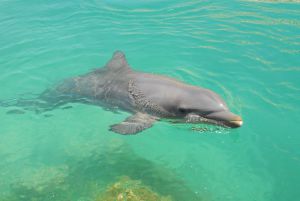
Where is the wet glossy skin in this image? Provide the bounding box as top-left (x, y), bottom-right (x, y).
top-left (43, 51), bottom-right (242, 128)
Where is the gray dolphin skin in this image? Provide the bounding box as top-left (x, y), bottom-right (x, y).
top-left (40, 51), bottom-right (243, 134)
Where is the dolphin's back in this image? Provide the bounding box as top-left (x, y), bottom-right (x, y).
top-left (42, 67), bottom-right (134, 110)
top-left (41, 51), bottom-right (136, 111)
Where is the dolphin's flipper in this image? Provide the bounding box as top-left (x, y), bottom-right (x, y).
top-left (110, 112), bottom-right (158, 135)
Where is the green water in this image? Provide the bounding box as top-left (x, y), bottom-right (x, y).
top-left (0, 0), bottom-right (300, 201)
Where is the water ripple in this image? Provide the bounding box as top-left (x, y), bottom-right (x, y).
top-left (1, 1), bottom-right (300, 200)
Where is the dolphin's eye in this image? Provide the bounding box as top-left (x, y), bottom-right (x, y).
top-left (178, 107), bottom-right (188, 114)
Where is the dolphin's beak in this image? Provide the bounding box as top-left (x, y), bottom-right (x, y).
top-left (205, 111), bottom-right (243, 128)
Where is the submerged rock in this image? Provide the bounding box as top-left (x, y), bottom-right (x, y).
top-left (8, 165), bottom-right (69, 201)
top-left (96, 176), bottom-right (172, 201)
top-left (4, 140), bottom-right (204, 201)
top-left (13, 165), bottom-right (68, 192)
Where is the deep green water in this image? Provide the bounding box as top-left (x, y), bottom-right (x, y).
top-left (0, 0), bottom-right (300, 201)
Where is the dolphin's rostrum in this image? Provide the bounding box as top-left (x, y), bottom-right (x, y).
top-left (21, 51), bottom-right (244, 134)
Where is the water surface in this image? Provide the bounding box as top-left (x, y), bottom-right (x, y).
top-left (0, 0), bottom-right (300, 201)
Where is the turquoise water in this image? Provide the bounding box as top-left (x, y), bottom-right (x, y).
top-left (0, 0), bottom-right (300, 200)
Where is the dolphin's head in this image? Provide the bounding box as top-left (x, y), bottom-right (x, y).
top-left (172, 86), bottom-right (243, 128)
top-left (134, 74), bottom-right (242, 128)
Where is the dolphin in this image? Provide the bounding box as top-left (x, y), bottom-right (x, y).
top-left (4, 51), bottom-right (243, 134)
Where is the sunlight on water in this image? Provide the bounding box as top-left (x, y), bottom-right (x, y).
top-left (0, 0), bottom-right (300, 201)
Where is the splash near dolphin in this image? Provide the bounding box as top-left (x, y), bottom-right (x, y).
top-left (2, 51), bottom-right (243, 134)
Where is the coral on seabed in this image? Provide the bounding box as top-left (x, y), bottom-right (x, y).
top-left (8, 165), bottom-right (69, 201)
top-left (96, 176), bottom-right (172, 201)
top-left (4, 141), bottom-right (202, 201)
top-left (15, 165), bottom-right (68, 192)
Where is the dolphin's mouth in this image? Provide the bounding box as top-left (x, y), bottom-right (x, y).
top-left (204, 110), bottom-right (243, 128)
top-left (185, 111), bottom-right (243, 128)
top-left (227, 119), bottom-right (243, 127)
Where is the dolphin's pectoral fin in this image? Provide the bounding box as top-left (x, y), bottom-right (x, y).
top-left (110, 113), bottom-right (158, 135)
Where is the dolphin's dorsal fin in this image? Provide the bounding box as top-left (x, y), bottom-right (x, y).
top-left (105, 51), bottom-right (131, 71)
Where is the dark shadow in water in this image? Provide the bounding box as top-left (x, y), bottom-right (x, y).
top-left (6, 109), bottom-right (26, 115)
top-left (4, 142), bottom-right (207, 201)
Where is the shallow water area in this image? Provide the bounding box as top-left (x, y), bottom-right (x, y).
top-left (0, 0), bottom-right (300, 201)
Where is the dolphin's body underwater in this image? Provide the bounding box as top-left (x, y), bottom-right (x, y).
top-left (8, 51), bottom-right (243, 134)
